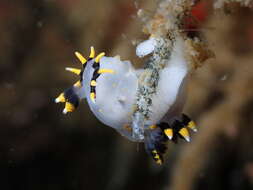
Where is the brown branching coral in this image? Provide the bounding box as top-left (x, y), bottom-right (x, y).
top-left (214, 0), bottom-right (253, 8)
top-left (141, 0), bottom-right (213, 69)
top-left (169, 3), bottom-right (253, 190)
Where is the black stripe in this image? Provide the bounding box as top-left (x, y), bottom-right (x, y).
top-left (92, 62), bottom-right (99, 69)
top-left (90, 86), bottom-right (96, 93)
top-left (63, 87), bottom-right (79, 107)
top-left (181, 114), bottom-right (191, 126)
top-left (79, 70), bottom-right (84, 82)
top-left (92, 69), bottom-right (100, 80)
top-left (89, 61), bottom-right (101, 99)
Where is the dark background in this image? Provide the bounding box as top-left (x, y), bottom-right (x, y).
top-left (0, 0), bottom-right (253, 189)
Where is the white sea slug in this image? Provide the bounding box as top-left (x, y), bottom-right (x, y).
top-left (55, 37), bottom-right (198, 164)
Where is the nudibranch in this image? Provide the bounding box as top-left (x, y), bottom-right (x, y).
top-left (55, 36), bottom-right (198, 164)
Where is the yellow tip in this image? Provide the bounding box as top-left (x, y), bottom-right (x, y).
top-left (65, 67), bottom-right (81, 75)
top-left (90, 80), bottom-right (97, 86)
top-left (179, 128), bottom-right (190, 142)
top-left (149, 125), bottom-right (157, 129)
top-left (89, 46), bottom-right (95, 58)
top-left (90, 92), bottom-right (96, 103)
top-left (75, 51), bottom-right (87, 64)
top-left (188, 121), bottom-right (197, 132)
top-left (164, 128), bottom-right (173, 140)
top-left (156, 159), bottom-right (163, 165)
top-left (63, 102), bottom-right (75, 114)
top-left (152, 150), bottom-right (163, 165)
top-left (55, 93), bottom-right (65, 103)
top-left (73, 81), bottom-right (82, 87)
top-left (97, 69), bottom-right (115, 74)
top-left (95, 52), bottom-right (105, 63)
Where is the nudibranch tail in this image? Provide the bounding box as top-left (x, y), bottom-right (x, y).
top-left (144, 113), bottom-right (198, 163)
top-left (144, 126), bottom-right (167, 165)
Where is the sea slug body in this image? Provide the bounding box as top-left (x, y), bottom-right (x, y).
top-left (55, 37), bottom-right (197, 164)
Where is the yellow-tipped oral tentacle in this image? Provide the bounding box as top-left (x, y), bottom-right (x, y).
top-left (65, 67), bottom-right (81, 75)
top-left (63, 102), bottom-right (75, 114)
top-left (55, 93), bottom-right (66, 103)
top-left (89, 46), bottom-right (95, 58)
top-left (75, 51), bottom-right (87, 64)
top-left (95, 52), bottom-right (105, 63)
top-left (97, 69), bottom-right (115, 74)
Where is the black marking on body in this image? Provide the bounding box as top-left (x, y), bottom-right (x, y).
top-left (89, 60), bottom-right (101, 100)
top-left (64, 87), bottom-right (79, 108)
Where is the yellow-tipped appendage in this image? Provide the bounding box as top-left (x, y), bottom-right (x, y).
top-left (65, 67), bottom-right (81, 75)
top-left (188, 121), bottom-right (197, 132)
top-left (89, 46), bottom-right (95, 58)
top-left (149, 125), bottom-right (157, 129)
top-left (73, 81), bottom-right (82, 87)
top-left (179, 128), bottom-right (190, 142)
top-left (55, 93), bottom-right (66, 103)
top-left (90, 80), bottom-right (97, 86)
top-left (63, 102), bottom-right (75, 114)
top-left (90, 92), bottom-right (96, 103)
top-left (95, 52), bottom-right (105, 63)
top-left (75, 51), bottom-right (87, 64)
top-left (164, 128), bottom-right (173, 140)
top-left (152, 150), bottom-right (162, 165)
top-left (97, 69), bottom-right (115, 74)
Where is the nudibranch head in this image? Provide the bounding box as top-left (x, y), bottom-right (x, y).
top-left (55, 47), bottom-right (139, 141)
top-left (55, 39), bottom-right (198, 164)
